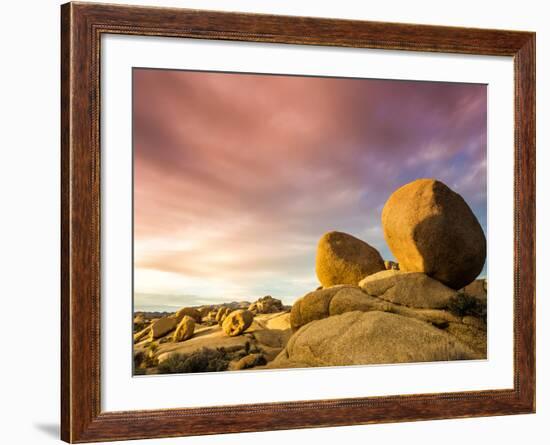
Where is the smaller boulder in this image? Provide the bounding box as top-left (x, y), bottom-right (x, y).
top-left (222, 309), bottom-right (254, 336)
top-left (329, 287), bottom-right (387, 315)
top-left (150, 317), bottom-right (177, 339)
top-left (384, 260), bottom-right (399, 270)
top-left (359, 270), bottom-right (456, 309)
top-left (198, 306), bottom-right (213, 318)
top-left (133, 325), bottom-right (151, 343)
top-left (172, 315), bottom-right (195, 342)
top-left (290, 285), bottom-right (381, 329)
top-left (218, 307), bottom-right (234, 326)
top-left (205, 310), bottom-right (218, 320)
top-left (315, 231), bottom-right (385, 287)
top-left (290, 286), bottom-right (350, 329)
top-left (215, 307), bottom-right (232, 325)
top-left (175, 307), bottom-right (202, 323)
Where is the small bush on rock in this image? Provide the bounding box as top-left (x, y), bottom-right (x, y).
top-left (447, 293), bottom-right (487, 322)
top-left (157, 348), bottom-right (228, 374)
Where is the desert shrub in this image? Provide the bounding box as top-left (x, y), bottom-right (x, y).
top-left (133, 350), bottom-right (158, 370)
top-left (134, 342), bottom-right (158, 369)
top-left (157, 348), bottom-right (235, 374)
top-left (133, 321), bottom-right (148, 333)
top-left (447, 293), bottom-right (487, 322)
top-left (133, 351), bottom-right (145, 369)
top-left (145, 354), bottom-right (159, 368)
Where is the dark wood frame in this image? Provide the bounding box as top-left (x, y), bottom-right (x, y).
top-left (61, 2), bottom-right (536, 443)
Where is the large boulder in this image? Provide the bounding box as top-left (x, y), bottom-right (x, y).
top-left (359, 270), bottom-right (457, 309)
top-left (175, 307), bottom-right (202, 323)
top-left (381, 179), bottom-right (486, 289)
top-left (172, 315), bottom-right (195, 342)
top-left (315, 231), bottom-right (385, 287)
top-left (222, 309), bottom-right (254, 336)
top-left (269, 311), bottom-right (480, 369)
top-left (150, 317), bottom-right (178, 339)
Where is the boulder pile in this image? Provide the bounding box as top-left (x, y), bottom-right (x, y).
top-left (133, 296), bottom-right (291, 374)
top-left (249, 296), bottom-right (284, 314)
top-left (269, 178), bottom-right (487, 369)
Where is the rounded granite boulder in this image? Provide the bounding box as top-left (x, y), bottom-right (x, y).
top-left (222, 309), bottom-right (254, 336)
top-left (172, 315), bottom-right (195, 342)
top-left (315, 231), bottom-right (385, 287)
top-left (381, 179), bottom-right (486, 289)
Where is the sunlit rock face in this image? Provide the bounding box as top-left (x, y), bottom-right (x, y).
top-left (315, 231), bottom-right (385, 287)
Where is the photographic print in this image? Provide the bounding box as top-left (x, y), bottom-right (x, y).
top-left (132, 68), bottom-right (487, 376)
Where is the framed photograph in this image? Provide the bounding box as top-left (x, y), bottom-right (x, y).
top-left (61, 2), bottom-right (535, 442)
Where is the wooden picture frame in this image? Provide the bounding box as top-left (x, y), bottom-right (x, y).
top-left (61, 2), bottom-right (535, 442)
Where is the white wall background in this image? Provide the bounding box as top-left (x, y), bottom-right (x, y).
top-left (0, 0), bottom-right (546, 444)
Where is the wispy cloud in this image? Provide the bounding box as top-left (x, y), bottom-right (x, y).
top-left (133, 70), bottom-right (487, 308)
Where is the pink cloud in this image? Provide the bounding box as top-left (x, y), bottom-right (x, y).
top-left (133, 69), bottom-right (487, 303)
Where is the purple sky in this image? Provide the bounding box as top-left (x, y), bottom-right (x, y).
top-left (133, 68), bottom-right (487, 312)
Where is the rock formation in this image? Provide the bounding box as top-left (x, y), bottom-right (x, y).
top-left (269, 311), bottom-right (480, 369)
top-left (249, 296), bottom-right (284, 314)
top-left (133, 178), bottom-right (487, 374)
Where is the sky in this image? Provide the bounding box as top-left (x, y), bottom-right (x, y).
top-left (133, 68), bottom-right (487, 312)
